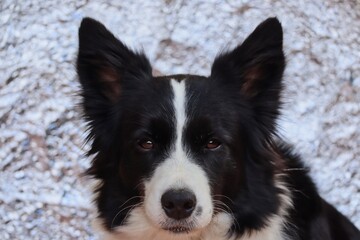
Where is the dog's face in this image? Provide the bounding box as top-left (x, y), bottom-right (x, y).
top-left (78, 18), bottom-right (285, 238)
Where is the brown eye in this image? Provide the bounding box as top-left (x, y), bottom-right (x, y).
top-left (206, 139), bottom-right (221, 150)
top-left (138, 139), bottom-right (154, 150)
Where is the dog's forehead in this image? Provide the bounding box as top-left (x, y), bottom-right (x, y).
top-left (151, 74), bottom-right (232, 123)
top-left (153, 74), bottom-right (209, 105)
top-left (159, 74), bottom-right (212, 111)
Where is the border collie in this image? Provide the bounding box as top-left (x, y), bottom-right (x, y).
top-left (77, 17), bottom-right (360, 240)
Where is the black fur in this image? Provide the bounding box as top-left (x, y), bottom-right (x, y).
top-left (77, 17), bottom-right (360, 239)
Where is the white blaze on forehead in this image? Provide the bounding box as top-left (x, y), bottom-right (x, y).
top-left (170, 79), bottom-right (187, 155)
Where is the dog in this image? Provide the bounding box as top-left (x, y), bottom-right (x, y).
top-left (77, 17), bottom-right (360, 240)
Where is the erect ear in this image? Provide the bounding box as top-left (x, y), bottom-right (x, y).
top-left (211, 17), bottom-right (285, 99)
top-left (77, 18), bottom-right (152, 148)
top-left (77, 17), bottom-right (152, 104)
top-left (211, 18), bottom-right (285, 133)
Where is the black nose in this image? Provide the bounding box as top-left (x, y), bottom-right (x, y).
top-left (161, 189), bottom-right (196, 220)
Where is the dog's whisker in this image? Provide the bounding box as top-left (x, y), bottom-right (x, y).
top-left (283, 168), bottom-right (307, 172)
top-left (213, 200), bottom-right (232, 212)
top-left (116, 195), bottom-right (143, 210)
top-left (213, 194), bottom-right (236, 205)
top-left (111, 202), bottom-right (143, 229)
top-left (212, 199), bottom-right (241, 231)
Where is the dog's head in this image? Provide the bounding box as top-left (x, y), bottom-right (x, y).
top-left (77, 17), bottom-right (285, 238)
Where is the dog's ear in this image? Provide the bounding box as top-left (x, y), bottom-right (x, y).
top-left (77, 17), bottom-right (152, 104)
top-left (77, 18), bottom-right (152, 148)
top-left (211, 17), bottom-right (285, 131)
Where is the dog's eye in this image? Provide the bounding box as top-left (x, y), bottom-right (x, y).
top-left (205, 139), bottom-right (221, 150)
top-left (138, 139), bottom-right (154, 150)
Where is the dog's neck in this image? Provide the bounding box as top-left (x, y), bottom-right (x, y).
top-left (94, 209), bottom-right (286, 240)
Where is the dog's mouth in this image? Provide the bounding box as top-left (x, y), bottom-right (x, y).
top-left (164, 226), bottom-right (191, 234)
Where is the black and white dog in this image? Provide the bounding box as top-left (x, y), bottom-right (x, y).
top-left (77, 17), bottom-right (360, 240)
